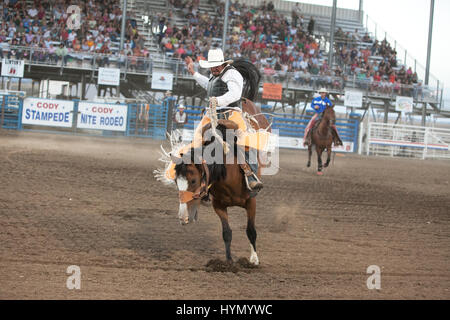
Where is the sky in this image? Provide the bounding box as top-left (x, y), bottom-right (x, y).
top-left (291, 0), bottom-right (450, 106)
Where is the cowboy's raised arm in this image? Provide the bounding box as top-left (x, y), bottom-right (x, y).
top-left (216, 69), bottom-right (244, 107)
top-left (185, 56), bottom-right (209, 89)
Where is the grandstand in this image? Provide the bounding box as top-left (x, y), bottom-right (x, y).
top-left (0, 0), bottom-right (448, 124)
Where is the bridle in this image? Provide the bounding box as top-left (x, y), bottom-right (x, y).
top-left (178, 160), bottom-right (211, 204)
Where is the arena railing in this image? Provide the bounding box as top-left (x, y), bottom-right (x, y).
top-left (2, 46), bottom-right (441, 106)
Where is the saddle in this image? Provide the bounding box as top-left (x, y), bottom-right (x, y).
top-left (311, 117), bottom-right (322, 132)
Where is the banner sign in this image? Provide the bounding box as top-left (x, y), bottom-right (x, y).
top-left (278, 136), bottom-right (354, 152)
top-left (344, 90), bottom-right (363, 108)
top-left (278, 136), bottom-right (304, 149)
top-left (395, 96), bottom-right (413, 113)
top-left (1, 59), bottom-right (24, 78)
top-left (98, 67), bottom-right (120, 86)
top-left (262, 83), bottom-right (283, 100)
top-left (77, 102), bottom-right (128, 132)
top-left (151, 72), bottom-right (174, 90)
top-left (22, 98), bottom-right (74, 127)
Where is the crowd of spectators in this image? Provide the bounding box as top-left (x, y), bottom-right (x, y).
top-left (334, 27), bottom-right (421, 97)
top-left (159, 0), bottom-right (343, 88)
top-left (0, 0), bottom-right (430, 99)
top-left (0, 0), bottom-right (149, 69)
top-left (158, 0), bottom-right (426, 98)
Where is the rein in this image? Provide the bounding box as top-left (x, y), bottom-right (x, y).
top-left (317, 111), bottom-right (334, 137)
top-left (178, 160), bottom-right (212, 204)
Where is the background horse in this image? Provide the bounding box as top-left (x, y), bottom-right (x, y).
top-left (307, 106), bottom-right (336, 175)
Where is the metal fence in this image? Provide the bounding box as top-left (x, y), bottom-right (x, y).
top-left (0, 94), bottom-right (170, 140)
top-left (366, 122), bottom-right (450, 159)
top-left (181, 105), bottom-right (360, 152)
top-left (0, 92), bottom-right (23, 130)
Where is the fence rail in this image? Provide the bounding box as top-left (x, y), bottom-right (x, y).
top-left (366, 122), bottom-right (450, 159)
top-left (0, 46), bottom-right (443, 106)
top-left (0, 94), bottom-right (170, 140)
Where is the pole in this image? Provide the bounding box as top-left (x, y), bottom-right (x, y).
top-left (328, 0), bottom-right (337, 68)
top-left (425, 0), bottom-right (434, 86)
top-left (422, 103), bottom-right (426, 126)
top-left (1, 92), bottom-right (5, 129)
top-left (359, 0), bottom-right (363, 24)
top-left (120, 0), bottom-right (128, 51)
top-left (222, 0), bottom-right (230, 51)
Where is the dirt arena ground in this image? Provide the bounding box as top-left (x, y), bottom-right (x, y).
top-left (0, 130), bottom-right (449, 300)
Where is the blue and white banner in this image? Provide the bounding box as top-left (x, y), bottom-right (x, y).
top-left (77, 102), bottom-right (128, 132)
top-left (22, 98), bottom-right (74, 127)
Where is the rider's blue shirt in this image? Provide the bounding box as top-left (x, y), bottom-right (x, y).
top-left (311, 96), bottom-right (332, 114)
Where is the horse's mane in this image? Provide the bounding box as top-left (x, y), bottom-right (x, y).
top-left (174, 124), bottom-right (235, 184)
top-left (324, 105), bottom-right (336, 119)
top-left (175, 147), bottom-right (227, 184)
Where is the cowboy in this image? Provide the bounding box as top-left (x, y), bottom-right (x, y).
top-left (172, 104), bottom-right (188, 142)
top-left (303, 88), bottom-right (343, 146)
top-left (184, 48), bottom-right (263, 191)
top-left (173, 104), bottom-right (188, 130)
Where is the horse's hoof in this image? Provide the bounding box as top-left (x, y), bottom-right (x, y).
top-left (307, 163), bottom-right (311, 168)
top-left (250, 254), bottom-right (259, 266)
top-left (317, 171), bottom-right (323, 176)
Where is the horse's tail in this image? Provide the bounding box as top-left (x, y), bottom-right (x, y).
top-left (231, 59), bottom-right (261, 101)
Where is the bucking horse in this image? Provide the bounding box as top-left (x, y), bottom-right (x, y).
top-left (155, 60), bottom-right (274, 266)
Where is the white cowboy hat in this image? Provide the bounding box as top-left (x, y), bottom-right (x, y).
top-left (199, 48), bottom-right (233, 68)
top-left (318, 88), bottom-right (328, 94)
top-left (178, 104), bottom-right (185, 109)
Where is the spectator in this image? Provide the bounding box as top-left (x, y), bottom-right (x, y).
top-left (307, 16), bottom-right (315, 35)
top-left (292, 3), bottom-right (302, 27)
top-left (55, 43), bottom-right (68, 65)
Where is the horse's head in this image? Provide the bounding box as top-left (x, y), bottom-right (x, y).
top-left (171, 151), bottom-right (206, 225)
top-left (324, 105), bottom-right (336, 126)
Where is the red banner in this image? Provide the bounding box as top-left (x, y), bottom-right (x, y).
top-left (262, 83), bottom-right (282, 100)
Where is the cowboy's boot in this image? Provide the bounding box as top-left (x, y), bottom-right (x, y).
top-left (303, 130), bottom-right (312, 147)
top-left (239, 148), bottom-right (263, 191)
top-left (332, 126), bottom-right (343, 146)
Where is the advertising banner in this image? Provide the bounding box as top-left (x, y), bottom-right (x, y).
top-left (395, 96), bottom-right (414, 113)
top-left (344, 90), bottom-right (363, 108)
top-left (151, 72), bottom-right (174, 91)
top-left (98, 67), bottom-right (121, 86)
top-left (262, 83), bottom-right (283, 100)
top-left (1, 59), bottom-right (24, 78)
top-left (77, 102), bottom-right (128, 132)
top-left (22, 98), bottom-right (74, 127)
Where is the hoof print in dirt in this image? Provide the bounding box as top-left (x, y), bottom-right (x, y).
top-left (205, 258), bottom-right (258, 273)
top-left (235, 257), bottom-right (259, 270)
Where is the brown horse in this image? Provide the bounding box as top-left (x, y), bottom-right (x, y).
top-left (169, 98), bottom-right (270, 265)
top-left (307, 106), bottom-right (336, 175)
